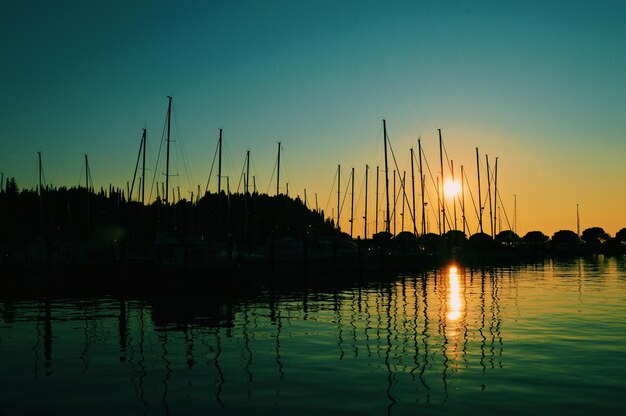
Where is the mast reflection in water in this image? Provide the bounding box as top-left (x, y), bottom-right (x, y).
top-left (1, 257), bottom-right (626, 414)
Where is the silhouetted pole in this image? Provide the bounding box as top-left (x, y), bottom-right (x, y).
top-left (350, 167), bottom-right (354, 237)
top-left (486, 155), bottom-right (493, 238)
top-left (375, 165), bottom-right (379, 234)
top-left (304, 188), bottom-right (307, 208)
top-left (177, 186), bottom-right (181, 202)
top-left (494, 157), bottom-right (498, 236)
top-left (514, 194), bottom-right (517, 234)
top-left (215, 129), bottom-right (223, 238)
top-left (436, 177), bottom-right (441, 235)
top-left (142, 128), bottom-right (146, 204)
top-left (410, 148), bottom-right (417, 235)
top-left (364, 164), bottom-right (369, 239)
top-left (401, 171), bottom-right (406, 232)
top-left (315, 192), bottom-right (318, 212)
top-left (476, 147), bottom-right (483, 234)
top-left (165, 96), bottom-right (172, 205)
top-left (393, 169), bottom-right (398, 235)
top-left (452, 160), bottom-right (457, 230)
top-left (418, 139), bottom-right (425, 235)
top-left (461, 165), bottom-right (466, 235)
top-left (245, 149), bottom-right (250, 194)
top-left (577, 204), bottom-right (580, 237)
top-left (383, 119), bottom-right (390, 234)
top-left (276, 142), bottom-right (281, 196)
top-left (438, 128), bottom-right (446, 235)
top-left (253, 176), bottom-right (256, 193)
top-left (337, 164), bottom-right (341, 229)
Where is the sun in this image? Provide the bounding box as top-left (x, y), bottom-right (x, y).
top-left (443, 179), bottom-right (461, 198)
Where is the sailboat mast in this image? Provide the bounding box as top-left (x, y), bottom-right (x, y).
top-left (393, 170), bottom-right (396, 235)
top-left (375, 166), bottom-right (379, 234)
top-left (576, 203), bottom-right (580, 236)
top-left (494, 157), bottom-right (499, 235)
top-left (165, 96), bottom-right (172, 204)
top-left (410, 147), bottom-right (416, 235)
top-left (401, 171), bottom-right (406, 232)
top-left (514, 194), bottom-right (517, 234)
top-left (218, 128), bottom-right (223, 194)
top-left (438, 128), bottom-right (446, 235)
top-left (245, 149), bottom-right (250, 194)
top-left (337, 164), bottom-right (341, 229)
top-left (350, 167), bottom-right (354, 237)
top-left (383, 119), bottom-right (390, 234)
top-left (141, 128), bottom-right (146, 204)
top-left (364, 164), bottom-right (369, 239)
top-left (486, 155), bottom-right (493, 237)
top-left (418, 139), bottom-right (425, 235)
top-left (436, 177), bottom-right (441, 235)
top-left (85, 154), bottom-right (89, 190)
top-left (476, 147), bottom-right (483, 234)
top-left (276, 142), bottom-right (281, 196)
top-left (461, 165), bottom-right (466, 235)
top-left (452, 160), bottom-right (457, 230)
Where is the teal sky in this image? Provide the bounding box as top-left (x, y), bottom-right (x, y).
top-left (1, 0), bottom-right (625, 235)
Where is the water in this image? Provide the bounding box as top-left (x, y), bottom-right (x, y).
top-left (1, 256), bottom-right (626, 415)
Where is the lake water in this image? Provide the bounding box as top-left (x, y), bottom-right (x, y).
top-left (1, 256), bottom-right (625, 415)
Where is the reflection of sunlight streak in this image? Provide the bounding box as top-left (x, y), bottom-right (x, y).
top-left (447, 266), bottom-right (462, 322)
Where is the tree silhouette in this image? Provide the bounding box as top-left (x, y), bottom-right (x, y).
top-left (522, 231), bottom-right (549, 245)
top-left (495, 230), bottom-right (520, 245)
top-left (581, 227), bottom-right (610, 244)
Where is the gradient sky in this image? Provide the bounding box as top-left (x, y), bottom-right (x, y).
top-left (1, 0), bottom-right (625, 237)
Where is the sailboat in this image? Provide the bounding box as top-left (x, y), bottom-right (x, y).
top-left (127, 98), bottom-right (246, 280)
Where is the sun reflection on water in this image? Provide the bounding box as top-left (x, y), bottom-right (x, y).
top-left (447, 265), bottom-right (463, 322)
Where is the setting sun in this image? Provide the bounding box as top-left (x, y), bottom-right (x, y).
top-left (444, 180), bottom-right (461, 199)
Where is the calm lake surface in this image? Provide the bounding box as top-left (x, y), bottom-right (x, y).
top-left (2, 256), bottom-right (626, 415)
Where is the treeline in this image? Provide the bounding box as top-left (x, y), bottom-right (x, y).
top-left (0, 178), bottom-right (335, 247)
top-left (372, 227), bottom-right (626, 261)
top-left (1, 178), bottom-right (624, 258)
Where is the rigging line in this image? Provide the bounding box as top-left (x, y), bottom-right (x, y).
top-left (88, 160), bottom-right (94, 190)
top-left (324, 168), bottom-right (338, 215)
top-left (354, 167), bottom-right (367, 223)
top-left (339, 168), bottom-right (353, 220)
top-left (281, 144), bottom-right (297, 196)
top-left (442, 140), bottom-right (453, 175)
top-left (422, 182), bottom-right (438, 233)
top-left (172, 105), bottom-right (194, 193)
top-left (462, 169), bottom-right (480, 233)
top-left (420, 144), bottom-right (437, 196)
top-left (148, 104), bottom-right (168, 202)
top-left (236, 153), bottom-right (247, 194)
top-left (266, 153), bottom-right (278, 195)
top-left (204, 136), bottom-right (220, 194)
top-left (386, 134), bottom-right (415, 225)
top-left (496, 189), bottom-right (513, 231)
top-left (78, 162), bottom-right (85, 188)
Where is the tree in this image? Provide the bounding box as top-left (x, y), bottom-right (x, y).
top-left (522, 231), bottom-right (549, 245)
top-left (615, 228), bottom-right (626, 243)
top-left (495, 230), bottom-right (520, 245)
top-left (5, 177), bottom-right (18, 194)
top-left (551, 230), bottom-right (580, 251)
top-left (468, 232), bottom-right (493, 251)
top-left (581, 227), bottom-right (610, 244)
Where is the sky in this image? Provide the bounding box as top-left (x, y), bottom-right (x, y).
top-left (1, 0), bottom-right (625, 237)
